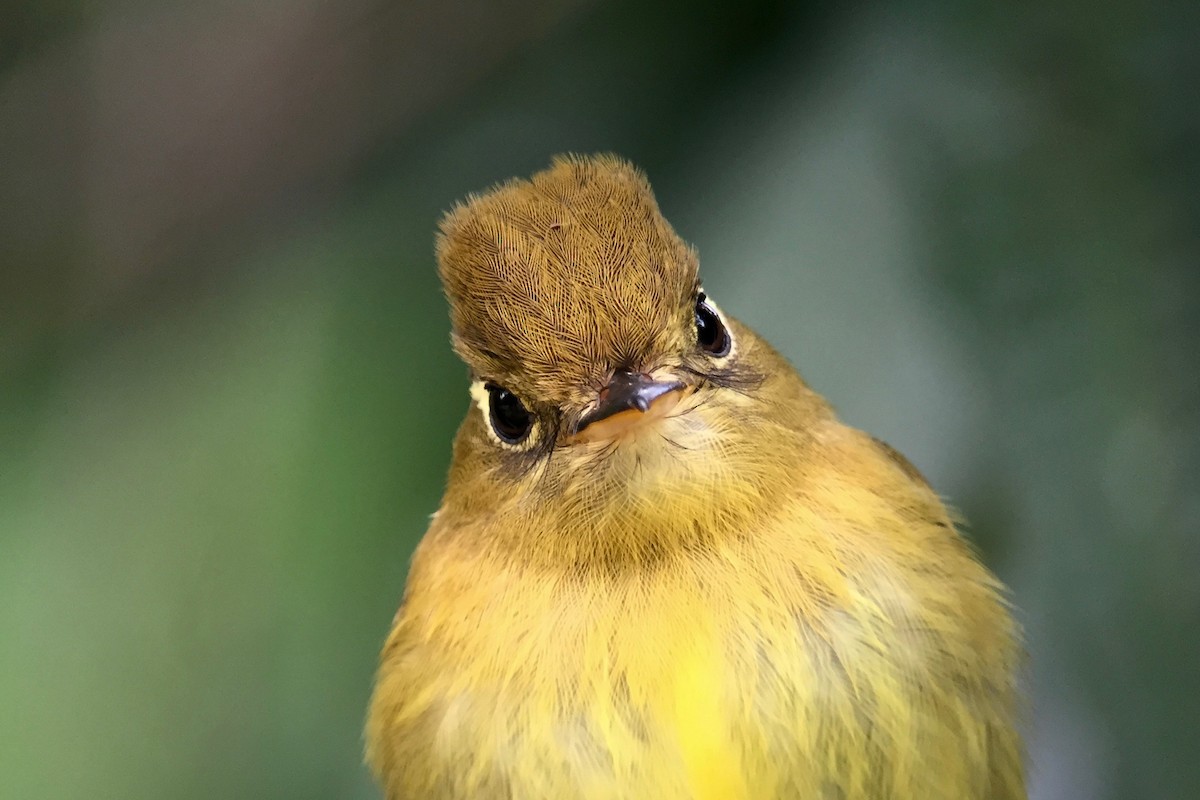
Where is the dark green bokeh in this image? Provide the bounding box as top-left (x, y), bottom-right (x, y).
top-left (1, 2), bottom-right (1196, 798)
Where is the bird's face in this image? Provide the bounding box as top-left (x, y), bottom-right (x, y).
top-left (437, 156), bottom-right (798, 528)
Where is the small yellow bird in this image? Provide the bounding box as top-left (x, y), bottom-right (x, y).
top-left (366, 154), bottom-right (1024, 799)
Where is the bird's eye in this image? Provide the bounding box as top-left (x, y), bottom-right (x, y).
top-left (695, 292), bottom-right (731, 357)
top-left (485, 383), bottom-right (534, 444)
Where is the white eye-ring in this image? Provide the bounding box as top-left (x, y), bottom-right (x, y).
top-left (469, 380), bottom-right (539, 449)
top-left (695, 288), bottom-right (735, 358)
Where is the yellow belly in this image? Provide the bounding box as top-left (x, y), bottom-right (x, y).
top-left (367, 493), bottom-right (1023, 800)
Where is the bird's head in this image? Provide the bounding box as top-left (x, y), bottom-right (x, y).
top-left (435, 155), bottom-right (824, 548)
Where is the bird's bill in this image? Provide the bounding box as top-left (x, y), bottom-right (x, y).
top-left (571, 369), bottom-right (689, 444)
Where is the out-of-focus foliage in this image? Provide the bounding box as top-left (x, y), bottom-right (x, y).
top-left (1, 1), bottom-right (1196, 798)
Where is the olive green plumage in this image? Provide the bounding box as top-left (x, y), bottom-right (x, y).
top-left (366, 154), bottom-right (1025, 799)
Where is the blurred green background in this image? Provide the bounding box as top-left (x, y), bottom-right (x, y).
top-left (1, 1), bottom-right (1197, 798)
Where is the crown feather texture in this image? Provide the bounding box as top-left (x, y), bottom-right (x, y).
top-left (437, 154), bottom-right (699, 403)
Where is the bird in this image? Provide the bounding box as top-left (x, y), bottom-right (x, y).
top-left (365, 154), bottom-right (1025, 800)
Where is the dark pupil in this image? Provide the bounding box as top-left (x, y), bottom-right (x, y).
top-left (695, 294), bottom-right (730, 356)
top-left (487, 385), bottom-right (533, 444)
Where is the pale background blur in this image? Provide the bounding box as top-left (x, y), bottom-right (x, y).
top-left (1, 2), bottom-right (1197, 798)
